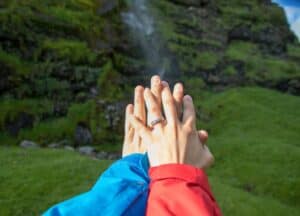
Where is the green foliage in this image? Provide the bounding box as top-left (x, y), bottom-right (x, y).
top-left (224, 65), bottom-right (238, 76)
top-left (194, 52), bottom-right (220, 70)
top-left (0, 49), bottom-right (31, 76)
top-left (183, 77), bottom-right (206, 97)
top-left (0, 99), bottom-right (53, 130)
top-left (225, 41), bottom-right (258, 61)
top-left (226, 41), bottom-right (300, 82)
top-left (1, 88), bottom-right (300, 215)
top-left (97, 61), bottom-right (124, 101)
top-left (0, 147), bottom-right (112, 215)
top-left (40, 39), bottom-right (97, 64)
top-left (287, 44), bottom-right (300, 59)
top-left (219, 1), bottom-right (287, 27)
top-left (245, 57), bottom-right (300, 82)
top-left (17, 101), bottom-right (96, 146)
top-left (18, 118), bottom-right (73, 146)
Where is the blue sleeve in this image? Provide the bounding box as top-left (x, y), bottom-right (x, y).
top-left (43, 154), bottom-right (150, 216)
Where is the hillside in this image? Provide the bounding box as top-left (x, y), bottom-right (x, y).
top-left (0, 87), bottom-right (299, 215)
top-left (0, 0), bottom-right (300, 147)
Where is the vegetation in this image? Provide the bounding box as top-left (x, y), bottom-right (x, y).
top-left (0, 0), bottom-right (299, 214)
top-left (0, 147), bottom-right (113, 215)
top-left (1, 87), bottom-right (299, 215)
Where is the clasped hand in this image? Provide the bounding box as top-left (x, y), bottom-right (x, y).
top-left (123, 75), bottom-right (214, 169)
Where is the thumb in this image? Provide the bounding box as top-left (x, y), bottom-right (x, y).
top-left (198, 130), bottom-right (208, 145)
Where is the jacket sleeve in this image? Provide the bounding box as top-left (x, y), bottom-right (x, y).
top-left (146, 164), bottom-right (222, 216)
top-left (43, 154), bottom-right (150, 216)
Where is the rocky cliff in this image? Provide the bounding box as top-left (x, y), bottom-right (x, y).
top-left (0, 0), bottom-right (299, 149)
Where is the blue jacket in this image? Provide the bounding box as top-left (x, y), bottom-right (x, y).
top-left (43, 154), bottom-right (149, 216)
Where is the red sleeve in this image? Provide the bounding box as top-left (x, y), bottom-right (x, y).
top-left (146, 164), bottom-right (222, 216)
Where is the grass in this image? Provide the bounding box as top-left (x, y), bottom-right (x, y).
top-left (0, 147), bottom-right (113, 215)
top-left (194, 87), bottom-right (300, 210)
top-left (1, 87), bottom-right (299, 215)
top-left (225, 41), bottom-right (300, 82)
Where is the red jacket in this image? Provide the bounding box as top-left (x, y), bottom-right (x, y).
top-left (146, 164), bottom-right (222, 216)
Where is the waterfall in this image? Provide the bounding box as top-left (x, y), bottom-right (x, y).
top-left (122, 0), bottom-right (168, 78)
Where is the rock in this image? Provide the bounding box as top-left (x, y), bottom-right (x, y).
top-left (104, 102), bottom-right (125, 130)
top-left (170, 0), bottom-right (209, 7)
top-left (59, 139), bottom-right (72, 146)
top-left (64, 146), bottom-right (75, 151)
top-left (78, 146), bottom-right (96, 156)
top-left (48, 143), bottom-right (61, 148)
top-left (20, 140), bottom-right (39, 148)
top-left (5, 112), bottom-right (34, 136)
top-left (90, 87), bottom-right (99, 97)
top-left (228, 25), bottom-right (252, 42)
top-left (74, 123), bottom-right (93, 146)
top-left (53, 101), bottom-right (69, 117)
top-left (96, 151), bottom-right (109, 160)
top-left (207, 74), bottom-right (221, 84)
top-left (97, 0), bottom-right (118, 15)
top-left (107, 152), bottom-right (121, 160)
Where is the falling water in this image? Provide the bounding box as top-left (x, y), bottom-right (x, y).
top-left (122, 0), bottom-right (168, 78)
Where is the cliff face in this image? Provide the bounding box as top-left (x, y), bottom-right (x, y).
top-left (0, 0), bottom-right (299, 147)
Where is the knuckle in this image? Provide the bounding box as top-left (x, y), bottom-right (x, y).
top-left (184, 125), bottom-right (194, 134)
top-left (150, 106), bottom-right (159, 113)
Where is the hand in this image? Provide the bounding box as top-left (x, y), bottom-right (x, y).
top-left (129, 82), bottom-right (214, 169)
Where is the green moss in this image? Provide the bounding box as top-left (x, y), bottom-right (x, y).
top-left (183, 77), bottom-right (206, 98)
top-left (245, 57), bottom-right (300, 82)
top-left (97, 61), bottom-right (124, 101)
top-left (0, 48), bottom-right (31, 76)
top-left (226, 41), bottom-right (258, 61)
top-left (40, 39), bottom-right (97, 64)
top-left (18, 117), bottom-right (73, 146)
top-left (194, 52), bottom-right (220, 70)
top-left (287, 44), bottom-right (300, 59)
top-left (0, 99), bottom-right (53, 130)
top-left (224, 65), bottom-right (238, 76)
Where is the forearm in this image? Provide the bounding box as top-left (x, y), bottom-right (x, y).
top-left (146, 164), bottom-right (222, 216)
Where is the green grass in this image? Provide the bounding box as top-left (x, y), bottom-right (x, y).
top-left (225, 41), bottom-right (300, 82)
top-left (0, 147), bottom-right (113, 215)
top-left (194, 87), bottom-right (300, 211)
top-left (1, 87), bottom-right (299, 215)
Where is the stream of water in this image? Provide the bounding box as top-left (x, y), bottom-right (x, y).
top-left (121, 0), bottom-right (168, 78)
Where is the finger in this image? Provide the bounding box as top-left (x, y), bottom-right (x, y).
top-left (128, 128), bottom-right (134, 141)
top-left (125, 104), bottom-right (134, 135)
top-left (198, 130), bottom-right (208, 145)
top-left (182, 95), bottom-right (196, 127)
top-left (144, 88), bottom-right (164, 127)
top-left (150, 75), bottom-right (162, 126)
top-left (134, 85), bottom-right (146, 124)
top-left (173, 83), bottom-right (184, 120)
top-left (162, 83), bottom-right (178, 126)
top-left (129, 114), bottom-right (152, 141)
top-left (150, 75), bottom-right (162, 106)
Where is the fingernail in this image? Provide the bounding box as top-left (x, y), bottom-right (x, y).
top-left (161, 81), bottom-right (169, 87)
top-left (185, 95), bottom-right (192, 100)
top-left (175, 83), bottom-right (183, 91)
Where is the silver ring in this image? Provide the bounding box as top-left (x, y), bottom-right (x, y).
top-left (150, 117), bottom-right (164, 127)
